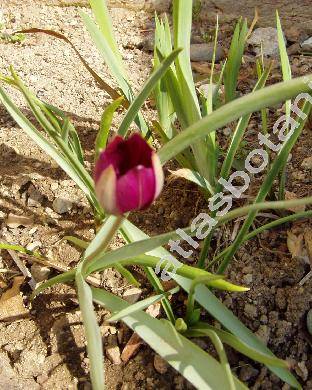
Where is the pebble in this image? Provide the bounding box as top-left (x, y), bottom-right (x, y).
top-left (30, 263), bottom-right (50, 282)
top-left (122, 287), bottom-right (142, 304)
top-left (239, 366), bottom-right (259, 381)
top-left (301, 156), bottom-right (312, 170)
top-left (242, 274), bottom-right (253, 285)
top-left (190, 43), bottom-right (224, 62)
top-left (26, 241), bottom-right (41, 251)
top-left (301, 37), bottom-right (312, 51)
top-left (52, 197), bottom-right (73, 214)
top-left (255, 325), bottom-right (270, 346)
top-left (106, 345), bottom-right (122, 365)
top-left (244, 303), bottom-right (257, 319)
top-left (248, 27), bottom-right (280, 57)
top-left (153, 354), bottom-right (168, 374)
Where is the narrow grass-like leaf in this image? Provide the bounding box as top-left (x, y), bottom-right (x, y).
top-left (0, 87), bottom-right (99, 208)
top-left (109, 286), bottom-right (179, 322)
top-left (158, 75), bottom-right (312, 164)
top-left (86, 196), bottom-right (312, 278)
top-left (175, 275), bottom-right (301, 389)
top-left (118, 48), bottom-right (183, 137)
top-left (76, 265), bottom-right (104, 390)
top-left (188, 323), bottom-right (288, 368)
top-left (219, 100), bottom-right (311, 273)
top-left (224, 19), bottom-right (248, 102)
top-left (95, 96), bottom-right (124, 159)
top-left (89, 0), bottom-right (123, 65)
top-left (120, 220), bottom-right (302, 389)
top-left (61, 236), bottom-right (90, 249)
top-left (92, 287), bottom-right (247, 390)
top-left (80, 11), bottom-right (148, 136)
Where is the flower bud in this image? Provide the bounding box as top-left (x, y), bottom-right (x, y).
top-left (94, 133), bottom-right (164, 215)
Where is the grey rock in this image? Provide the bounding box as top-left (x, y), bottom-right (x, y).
top-left (106, 345), bottom-right (122, 365)
top-left (154, 354), bottom-right (168, 374)
top-left (248, 27), bottom-right (280, 57)
top-left (123, 287), bottom-right (142, 304)
top-left (301, 156), bottom-right (312, 170)
top-left (190, 43), bottom-right (225, 62)
top-left (301, 36), bottom-right (312, 51)
top-left (255, 325), bottom-right (270, 346)
top-left (239, 366), bottom-right (259, 381)
top-left (243, 274), bottom-right (253, 285)
top-left (52, 197), bottom-right (73, 214)
top-left (244, 303), bottom-right (257, 319)
top-left (31, 263), bottom-right (50, 282)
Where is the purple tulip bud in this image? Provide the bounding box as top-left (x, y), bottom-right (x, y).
top-left (94, 133), bottom-right (164, 215)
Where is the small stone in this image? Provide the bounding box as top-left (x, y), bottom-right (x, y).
top-left (248, 27), bottom-right (280, 57)
top-left (52, 197), bottom-right (73, 214)
top-left (255, 325), bottom-right (270, 346)
top-left (239, 366), bottom-right (259, 381)
top-left (222, 127), bottom-right (231, 136)
top-left (50, 182), bottom-right (59, 191)
top-left (153, 354), bottom-right (168, 374)
top-left (30, 263), bottom-right (50, 282)
top-left (26, 241), bottom-right (41, 251)
top-left (122, 287), bottom-right (142, 304)
top-left (260, 314), bottom-right (268, 324)
top-left (307, 309), bottom-right (312, 335)
top-left (242, 274), bottom-right (253, 285)
top-left (301, 156), bottom-right (312, 170)
top-left (301, 37), bottom-right (312, 51)
top-left (295, 361), bottom-right (308, 381)
top-left (106, 345), bottom-right (121, 365)
top-left (190, 43), bottom-right (224, 62)
top-left (244, 303), bottom-right (257, 319)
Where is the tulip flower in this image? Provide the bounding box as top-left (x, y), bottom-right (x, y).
top-left (94, 133), bottom-right (164, 215)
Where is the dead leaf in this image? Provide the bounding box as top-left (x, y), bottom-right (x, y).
top-left (121, 332), bottom-right (142, 363)
top-left (120, 302), bottom-right (161, 363)
top-left (6, 213), bottom-right (34, 228)
top-left (285, 191), bottom-right (306, 213)
top-left (287, 231), bottom-right (304, 258)
top-left (0, 276), bottom-right (29, 321)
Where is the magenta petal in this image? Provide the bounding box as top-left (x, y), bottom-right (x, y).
top-left (94, 136), bottom-right (124, 182)
top-left (125, 133), bottom-right (153, 168)
top-left (116, 166), bottom-right (156, 213)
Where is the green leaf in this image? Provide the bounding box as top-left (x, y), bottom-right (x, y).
top-left (224, 19), bottom-right (248, 102)
top-left (89, 0), bottom-right (123, 65)
top-left (92, 287), bottom-right (247, 390)
top-left (187, 323), bottom-right (288, 368)
top-left (80, 10), bottom-right (149, 136)
top-left (76, 265), bottom-right (104, 390)
top-left (95, 96), bottom-right (124, 159)
top-left (175, 276), bottom-right (301, 389)
top-left (118, 48), bottom-right (183, 137)
top-left (0, 87), bottom-right (97, 206)
top-left (108, 286), bottom-right (179, 322)
top-left (158, 75), bottom-right (312, 164)
top-left (120, 220), bottom-right (302, 389)
top-left (60, 236), bottom-right (90, 249)
top-left (218, 100), bottom-right (312, 273)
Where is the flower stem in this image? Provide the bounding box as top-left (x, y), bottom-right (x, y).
top-left (84, 215), bottom-right (124, 268)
